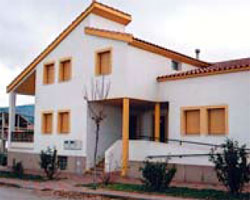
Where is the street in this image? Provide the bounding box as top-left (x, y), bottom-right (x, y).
top-left (0, 186), bottom-right (61, 200)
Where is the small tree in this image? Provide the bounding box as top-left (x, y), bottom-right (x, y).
top-left (84, 77), bottom-right (111, 188)
top-left (140, 160), bottom-right (176, 191)
top-left (209, 139), bottom-right (250, 195)
top-left (39, 147), bottom-right (59, 180)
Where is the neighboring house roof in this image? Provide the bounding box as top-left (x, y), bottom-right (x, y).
top-left (0, 105), bottom-right (34, 124)
top-left (7, 2), bottom-right (210, 93)
top-left (85, 27), bottom-right (210, 67)
top-left (157, 58), bottom-right (250, 82)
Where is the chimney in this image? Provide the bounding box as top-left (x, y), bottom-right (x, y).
top-left (195, 49), bottom-right (200, 60)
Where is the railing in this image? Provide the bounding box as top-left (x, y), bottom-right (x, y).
top-left (11, 131), bottom-right (34, 143)
top-left (133, 135), bottom-right (223, 148)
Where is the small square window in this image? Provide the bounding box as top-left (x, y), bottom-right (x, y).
top-left (58, 156), bottom-right (67, 170)
top-left (59, 59), bottom-right (72, 82)
top-left (43, 63), bottom-right (55, 84)
top-left (171, 60), bottom-right (181, 71)
top-left (96, 50), bottom-right (112, 76)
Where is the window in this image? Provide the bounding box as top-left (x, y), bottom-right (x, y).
top-left (58, 111), bottom-right (70, 134)
top-left (58, 156), bottom-right (67, 170)
top-left (183, 109), bottom-right (200, 135)
top-left (208, 108), bottom-right (226, 135)
top-left (171, 60), bottom-right (181, 71)
top-left (59, 59), bottom-right (72, 82)
top-left (43, 63), bottom-right (55, 84)
top-left (42, 112), bottom-right (53, 134)
top-left (181, 105), bottom-right (228, 136)
top-left (95, 49), bottom-right (112, 75)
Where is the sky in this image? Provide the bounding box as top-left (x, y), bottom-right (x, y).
top-left (1, 0), bottom-right (250, 106)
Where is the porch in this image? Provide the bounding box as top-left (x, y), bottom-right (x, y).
top-left (7, 70), bottom-right (35, 150)
top-left (87, 98), bottom-right (169, 176)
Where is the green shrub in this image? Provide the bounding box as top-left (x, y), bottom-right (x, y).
top-left (209, 139), bottom-right (250, 195)
top-left (0, 153), bottom-right (7, 166)
top-left (140, 160), bottom-right (176, 191)
top-left (12, 159), bottom-right (24, 178)
top-left (39, 147), bottom-right (59, 180)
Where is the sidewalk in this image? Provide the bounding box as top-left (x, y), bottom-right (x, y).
top-left (0, 170), bottom-right (228, 200)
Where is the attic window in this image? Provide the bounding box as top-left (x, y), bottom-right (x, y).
top-left (171, 60), bottom-right (181, 71)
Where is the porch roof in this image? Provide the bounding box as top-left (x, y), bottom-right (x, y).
top-left (89, 97), bottom-right (168, 109)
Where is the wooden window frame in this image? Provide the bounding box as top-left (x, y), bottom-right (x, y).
top-left (59, 57), bottom-right (72, 82)
top-left (57, 110), bottom-right (71, 134)
top-left (181, 105), bottom-right (228, 136)
top-left (95, 47), bottom-right (113, 76)
top-left (43, 61), bottom-right (55, 85)
top-left (206, 105), bottom-right (229, 136)
top-left (41, 111), bottom-right (53, 134)
top-left (181, 107), bottom-right (201, 136)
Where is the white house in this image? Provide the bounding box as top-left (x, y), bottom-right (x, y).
top-left (6, 1), bottom-right (250, 183)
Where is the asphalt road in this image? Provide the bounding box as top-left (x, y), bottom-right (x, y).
top-left (0, 187), bottom-right (60, 200)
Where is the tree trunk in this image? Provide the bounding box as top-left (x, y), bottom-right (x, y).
top-left (93, 121), bottom-right (100, 189)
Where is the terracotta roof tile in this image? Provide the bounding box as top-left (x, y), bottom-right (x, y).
top-left (157, 57), bottom-right (250, 82)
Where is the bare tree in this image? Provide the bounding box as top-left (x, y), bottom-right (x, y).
top-left (84, 76), bottom-right (111, 188)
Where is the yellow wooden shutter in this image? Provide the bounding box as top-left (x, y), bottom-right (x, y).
top-left (208, 108), bottom-right (225, 135)
top-left (43, 64), bottom-right (54, 84)
top-left (58, 112), bottom-right (70, 133)
top-left (60, 60), bottom-right (71, 81)
top-left (100, 51), bottom-right (111, 75)
top-left (42, 113), bottom-right (52, 134)
top-left (185, 110), bottom-right (200, 135)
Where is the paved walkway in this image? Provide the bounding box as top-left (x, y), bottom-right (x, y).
top-left (0, 169), bottom-right (230, 200)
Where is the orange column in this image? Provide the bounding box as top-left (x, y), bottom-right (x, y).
top-left (154, 103), bottom-right (160, 142)
top-left (121, 98), bottom-right (129, 176)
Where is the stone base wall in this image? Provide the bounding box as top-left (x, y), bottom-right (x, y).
top-left (8, 151), bottom-right (86, 174)
top-left (128, 161), bottom-right (218, 184)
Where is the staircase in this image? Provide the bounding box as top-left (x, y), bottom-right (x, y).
top-left (87, 160), bottom-right (105, 175)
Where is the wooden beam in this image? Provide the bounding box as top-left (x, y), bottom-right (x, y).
top-left (154, 103), bottom-right (160, 142)
top-left (121, 98), bottom-right (129, 176)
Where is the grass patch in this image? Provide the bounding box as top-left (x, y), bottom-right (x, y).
top-left (0, 171), bottom-right (44, 182)
top-left (80, 183), bottom-right (250, 200)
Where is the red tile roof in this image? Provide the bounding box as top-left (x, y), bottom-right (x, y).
top-left (157, 58), bottom-right (250, 82)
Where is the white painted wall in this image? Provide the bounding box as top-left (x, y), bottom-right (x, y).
top-left (88, 14), bottom-right (126, 32)
top-left (86, 104), bottom-right (122, 169)
top-left (159, 72), bottom-right (250, 147)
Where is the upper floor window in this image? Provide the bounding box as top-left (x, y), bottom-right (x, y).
top-left (59, 59), bottom-right (72, 82)
top-left (95, 48), bottom-right (112, 76)
top-left (42, 112), bottom-right (53, 134)
top-left (171, 60), bottom-right (181, 71)
top-left (43, 62), bottom-right (55, 84)
top-left (57, 111), bottom-right (70, 134)
top-left (183, 109), bottom-right (201, 135)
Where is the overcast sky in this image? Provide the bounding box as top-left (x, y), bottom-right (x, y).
top-left (1, 0), bottom-right (250, 106)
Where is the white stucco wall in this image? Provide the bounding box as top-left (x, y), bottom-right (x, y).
top-left (86, 104), bottom-right (122, 169)
top-left (88, 14), bottom-right (126, 32)
top-left (159, 72), bottom-right (250, 147)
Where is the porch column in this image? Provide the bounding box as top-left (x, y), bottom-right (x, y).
top-left (154, 103), bottom-right (160, 142)
top-left (121, 98), bottom-right (129, 176)
top-left (8, 92), bottom-right (16, 147)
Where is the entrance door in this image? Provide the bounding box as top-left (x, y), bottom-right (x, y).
top-left (129, 115), bottom-right (137, 139)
